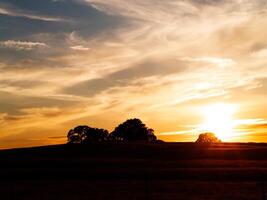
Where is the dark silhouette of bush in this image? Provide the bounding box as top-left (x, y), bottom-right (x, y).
top-left (196, 132), bottom-right (221, 143)
top-left (67, 125), bottom-right (109, 144)
top-left (109, 118), bottom-right (157, 142)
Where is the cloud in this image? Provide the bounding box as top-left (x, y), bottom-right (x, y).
top-left (235, 119), bottom-right (267, 135)
top-left (0, 0), bottom-right (124, 42)
top-left (63, 58), bottom-right (188, 97)
top-left (0, 6), bottom-right (66, 22)
top-left (0, 90), bottom-right (78, 115)
top-left (157, 130), bottom-right (195, 136)
top-left (256, 78), bottom-right (267, 91)
top-left (180, 57), bottom-right (236, 68)
top-left (70, 45), bottom-right (90, 51)
top-left (0, 40), bottom-right (48, 50)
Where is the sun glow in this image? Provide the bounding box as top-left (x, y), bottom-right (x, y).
top-left (199, 103), bottom-right (238, 140)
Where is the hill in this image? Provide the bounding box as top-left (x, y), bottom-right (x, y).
top-left (1, 142), bottom-right (267, 199)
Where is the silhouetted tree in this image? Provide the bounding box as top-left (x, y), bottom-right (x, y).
top-left (110, 118), bottom-right (157, 142)
top-left (67, 125), bottom-right (109, 144)
top-left (196, 132), bottom-right (221, 143)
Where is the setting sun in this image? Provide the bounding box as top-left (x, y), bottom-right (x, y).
top-left (0, 0), bottom-right (267, 148)
top-left (199, 103), bottom-right (238, 140)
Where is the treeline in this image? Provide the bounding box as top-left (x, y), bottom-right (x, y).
top-left (67, 118), bottom-right (222, 144)
top-left (67, 118), bottom-right (158, 144)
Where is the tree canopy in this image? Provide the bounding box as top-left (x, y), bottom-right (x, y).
top-left (196, 132), bottom-right (221, 143)
top-left (67, 125), bottom-right (109, 144)
top-left (110, 118), bottom-right (157, 142)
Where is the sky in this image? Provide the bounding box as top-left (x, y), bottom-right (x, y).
top-left (0, 0), bottom-right (267, 149)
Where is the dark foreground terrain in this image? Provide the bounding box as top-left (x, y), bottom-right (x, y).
top-left (1, 142), bottom-right (267, 200)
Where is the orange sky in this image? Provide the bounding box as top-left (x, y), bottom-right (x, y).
top-left (0, 0), bottom-right (267, 149)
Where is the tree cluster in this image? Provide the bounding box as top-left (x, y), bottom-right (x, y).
top-left (67, 118), bottom-right (223, 144)
top-left (67, 118), bottom-right (157, 144)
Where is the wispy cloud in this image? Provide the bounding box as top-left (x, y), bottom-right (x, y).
top-left (70, 45), bottom-right (90, 51)
top-left (0, 40), bottom-right (48, 50)
top-left (0, 7), bottom-right (66, 22)
top-left (180, 57), bottom-right (236, 68)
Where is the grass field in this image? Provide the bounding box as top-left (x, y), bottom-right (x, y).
top-left (1, 142), bottom-right (267, 199)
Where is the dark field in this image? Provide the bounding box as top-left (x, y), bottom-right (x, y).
top-left (1, 142), bottom-right (267, 200)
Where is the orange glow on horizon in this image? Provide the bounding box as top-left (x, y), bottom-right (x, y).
top-left (198, 103), bottom-right (238, 141)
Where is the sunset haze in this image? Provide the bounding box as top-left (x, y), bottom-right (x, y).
top-left (0, 0), bottom-right (267, 149)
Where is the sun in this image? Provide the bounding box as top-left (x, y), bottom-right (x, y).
top-left (198, 103), bottom-right (237, 140)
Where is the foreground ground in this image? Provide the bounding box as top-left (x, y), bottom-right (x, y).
top-left (1, 142), bottom-right (267, 199)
